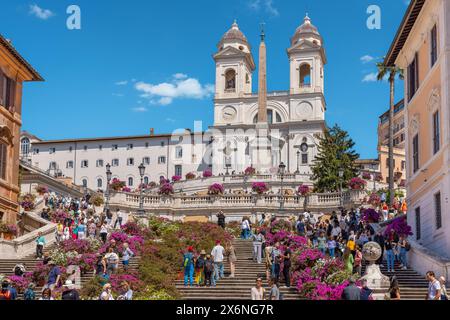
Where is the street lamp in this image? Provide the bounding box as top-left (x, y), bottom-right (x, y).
top-left (338, 168), bottom-right (344, 208)
top-left (137, 163), bottom-right (146, 216)
top-left (104, 163), bottom-right (112, 214)
top-left (295, 150), bottom-right (300, 174)
top-left (279, 162), bottom-right (286, 212)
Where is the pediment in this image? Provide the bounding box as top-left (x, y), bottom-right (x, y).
top-left (214, 46), bottom-right (247, 58)
top-left (288, 39), bottom-right (320, 51)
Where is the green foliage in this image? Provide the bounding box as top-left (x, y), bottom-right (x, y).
top-left (133, 285), bottom-right (176, 300)
top-left (80, 276), bottom-right (104, 300)
top-left (311, 124), bottom-right (359, 192)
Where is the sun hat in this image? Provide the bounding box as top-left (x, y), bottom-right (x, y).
top-left (200, 250), bottom-right (206, 255)
top-left (63, 280), bottom-right (74, 287)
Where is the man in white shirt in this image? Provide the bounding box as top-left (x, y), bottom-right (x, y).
top-left (211, 240), bottom-right (225, 285)
top-left (426, 271), bottom-right (442, 300)
top-left (114, 209), bottom-right (123, 229)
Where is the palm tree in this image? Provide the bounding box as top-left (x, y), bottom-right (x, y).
top-left (376, 61), bottom-right (404, 208)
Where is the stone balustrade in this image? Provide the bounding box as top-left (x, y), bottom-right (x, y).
top-left (110, 189), bottom-right (367, 215)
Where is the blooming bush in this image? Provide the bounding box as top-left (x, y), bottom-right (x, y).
top-left (384, 217), bottom-right (413, 237)
top-left (7, 275), bottom-right (30, 293)
top-left (297, 185), bottom-right (310, 196)
top-left (361, 208), bottom-right (381, 223)
top-left (362, 172), bottom-right (372, 180)
top-left (158, 183), bottom-right (174, 196)
top-left (35, 185), bottom-right (49, 195)
top-left (60, 239), bottom-right (92, 254)
top-left (252, 182), bottom-right (268, 194)
top-left (122, 187), bottom-right (132, 193)
top-left (202, 170), bottom-right (213, 178)
top-left (19, 193), bottom-right (36, 211)
top-left (185, 172), bottom-right (196, 180)
top-left (172, 175), bottom-right (182, 182)
top-left (368, 193), bottom-right (381, 206)
top-left (244, 166), bottom-right (256, 176)
top-left (51, 210), bottom-right (70, 223)
top-left (208, 183), bottom-right (224, 196)
top-left (348, 177), bottom-right (367, 190)
top-left (375, 174), bottom-right (383, 182)
top-left (110, 178), bottom-right (126, 191)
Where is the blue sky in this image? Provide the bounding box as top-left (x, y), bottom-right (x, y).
top-left (1, 0), bottom-right (410, 159)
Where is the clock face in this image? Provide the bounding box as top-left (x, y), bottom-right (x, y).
top-left (222, 106), bottom-right (237, 121)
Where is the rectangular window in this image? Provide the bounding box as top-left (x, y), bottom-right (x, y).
top-left (49, 162), bottom-right (57, 170)
top-left (96, 159), bottom-right (104, 167)
top-left (408, 53), bottom-right (419, 101)
top-left (301, 153), bottom-right (308, 164)
top-left (83, 146), bottom-right (88, 151)
top-left (99, 145), bottom-right (103, 151)
top-left (81, 160), bottom-right (88, 168)
top-left (175, 165), bottom-right (182, 177)
top-left (69, 146), bottom-right (73, 153)
top-left (431, 24), bottom-right (438, 67)
top-left (66, 161), bottom-right (74, 169)
top-left (0, 143), bottom-right (7, 180)
top-left (4, 77), bottom-right (16, 111)
top-left (143, 157), bottom-right (150, 165)
top-left (415, 207), bottom-right (421, 240)
top-left (160, 141), bottom-right (165, 147)
top-left (158, 156), bottom-right (166, 164)
top-left (175, 147), bottom-right (183, 159)
top-left (435, 192), bottom-right (442, 229)
top-left (34, 148), bottom-right (39, 155)
top-left (112, 145), bottom-right (118, 151)
top-left (127, 144), bottom-right (133, 150)
top-left (412, 134), bottom-right (419, 173)
top-left (127, 158), bottom-right (134, 166)
top-left (112, 159), bottom-right (119, 167)
top-left (49, 148), bottom-right (56, 154)
top-left (433, 111), bottom-right (440, 154)
top-left (145, 142), bottom-right (149, 148)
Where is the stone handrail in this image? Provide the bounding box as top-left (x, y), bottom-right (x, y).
top-left (0, 211), bottom-right (56, 259)
top-left (407, 240), bottom-right (450, 280)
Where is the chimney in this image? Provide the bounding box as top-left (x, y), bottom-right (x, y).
top-left (150, 128), bottom-right (155, 136)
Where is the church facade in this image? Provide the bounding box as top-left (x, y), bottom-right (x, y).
top-left (21, 15), bottom-right (327, 191)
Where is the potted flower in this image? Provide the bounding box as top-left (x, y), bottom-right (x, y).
top-left (297, 185), bottom-right (310, 196)
top-left (252, 182), bottom-right (268, 195)
top-left (185, 172), bottom-right (196, 180)
top-left (368, 193), bottom-right (381, 206)
top-left (348, 177), bottom-right (367, 190)
top-left (122, 187), bottom-right (132, 193)
top-left (172, 175), bottom-right (182, 182)
top-left (208, 183), bottom-right (224, 196)
top-left (361, 208), bottom-right (381, 223)
top-left (158, 183), bottom-right (174, 196)
top-left (89, 194), bottom-right (104, 207)
top-left (110, 178), bottom-right (126, 191)
top-left (244, 166), bottom-right (256, 176)
top-left (384, 217), bottom-right (413, 237)
top-left (375, 174), bottom-right (383, 182)
top-left (35, 185), bottom-right (49, 195)
top-left (202, 170), bottom-right (213, 178)
top-left (362, 172), bottom-right (372, 180)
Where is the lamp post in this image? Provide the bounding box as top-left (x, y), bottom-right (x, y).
top-left (279, 162), bottom-right (286, 212)
top-left (338, 168), bottom-right (344, 209)
top-left (104, 163), bottom-right (112, 214)
top-left (295, 150), bottom-right (300, 174)
top-left (137, 163), bottom-right (146, 216)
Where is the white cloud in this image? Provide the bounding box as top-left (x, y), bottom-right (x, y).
top-left (135, 74), bottom-right (214, 106)
top-left (166, 118), bottom-right (176, 123)
top-left (112, 93), bottom-right (124, 97)
top-left (29, 4), bottom-right (54, 20)
top-left (360, 55), bottom-right (375, 64)
top-left (115, 80), bottom-right (128, 86)
top-left (362, 72), bottom-right (378, 82)
top-left (132, 107), bottom-right (148, 112)
top-left (248, 0), bottom-right (279, 17)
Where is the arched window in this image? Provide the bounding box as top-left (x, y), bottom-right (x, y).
top-left (300, 64), bottom-right (311, 87)
top-left (225, 69), bottom-right (236, 91)
top-left (82, 179), bottom-right (88, 187)
top-left (128, 177), bottom-right (134, 187)
top-left (97, 178), bottom-right (103, 188)
top-left (144, 177), bottom-right (149, 185)
top-left (21, 138), bottom-right (30, 156)
top-left (253, 110), bottom-right (282, 124)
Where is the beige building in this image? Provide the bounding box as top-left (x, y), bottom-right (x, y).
top-left (0, 34), bottom-right (43, 224)
top-left (385, 0), bottom-right (450, 258)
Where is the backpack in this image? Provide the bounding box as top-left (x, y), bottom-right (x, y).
top-left (24, 289), bottom-right (35, 300)
top-left (0, 290), bottom-right (11, 300)
top-left (183, 253), bottom-right (193, 268)
top-left (196, 257), bottom-right (205, 269)
top-left (204, 260), bottom-right (213, 273)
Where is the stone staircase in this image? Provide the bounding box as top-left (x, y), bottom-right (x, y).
top-left (175, 238), bottom-right (299, 300)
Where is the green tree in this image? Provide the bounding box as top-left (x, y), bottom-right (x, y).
top-left (376, 61), bottom-right (404, 207)
top-left (311, 124), bottom-right (359, 193)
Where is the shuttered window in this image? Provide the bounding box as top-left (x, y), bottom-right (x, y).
top-left (0, 143), bottom-right (7, 180)
top-left (415, 207), bottom-right (421, 240)
top-left (435, 192), bottom-right (442, 230)
top-left (0, 69), bottom-right (4, 106)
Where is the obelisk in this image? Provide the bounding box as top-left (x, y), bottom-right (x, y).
top-left (253, 23), bottom-right (272, 171)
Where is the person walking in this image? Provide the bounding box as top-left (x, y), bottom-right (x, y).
top-left (426, 271), bottom-right (442, 300)
top-left (327, 236), bottom-right (336, 258)
top-left (35, 232), bottom-right (46, 259)
top-left (341, 276), bottom-right (361, 300)
top-left (217, 211), bottom-right (226, 229)
top-left (268, 278), bottom-right (280, 300)
top-left (46, 261), bottom-right (61, 290)
top-left (121, 242), bottom-right (134, 272)
top-left (211, 240), bottom-right (225, 284)
top-left (398, 235), bottom-right (409, 270)
top-left (114, 209), bottom-right (123, 229)
top-left (195, 250), bottom-right (206, 286)
top-left (183, 246), bottom-right (195, 287)
top-left (264, 245), bottom-right (273, 284)
top-left (100, 221), bottom-right (108, 243)
top-left (251, 278), bottom-right (265, 300)
top-left (343, 247), bottom-right (354, 274)
top-left (439, 277), bottom-right (448, 300)
top-left (252, 230), bottom-right (263, 264)
top-left (203, 255), bottom-right (214, 287)
top-left (282, 243), bottom-right (292, 288)
top-left (317, 231), bottom-right (327, 255)
top-left (271, 242), bottom-right (281, 283)
top-left (226, 244), bottom-right (237, 278)
top-left (384, 238), bottom-right (395, 273)
top-left (241, 217), bottom-right (250, 239)
top-left (105, 247), bottom-right (119, 276)
top-left (354, 246), bottom-right (363, 276)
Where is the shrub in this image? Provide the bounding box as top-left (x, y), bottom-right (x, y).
top-left (348, 177), bottom-right (367, 190)
top-left (244, 166), bottom-right (256, 176)
top-left (158, 183), bottom-right (174, 196)
top-left (208, 183), bottom-right (224, 196)
top-left (185, 172), bottom-right (196, 180)
top-left (297, 185), bottom-right (310, 196)
top-left (202, 170), bottom-right (212, 178)
top-left (361, 208), bottom-right (381, 223)
top-left (252, 182), bottom-right (268, 194)
top-left (172, 175), bottom-right (182, 182)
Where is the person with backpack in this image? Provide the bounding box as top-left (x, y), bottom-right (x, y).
top-left (398, 235), bottom-right (409, 270)
top-left (23, 283), bottom-right (36, 300)
top-left (203, 255), bottom-right (214, 287)
top-left (35, 232), bottom-right (46, 259)
top-left (183, 246), bottom-right (195, 287)
top-left (195, 250), bottom-right (206, 286)
top-left (217, 211), bottom-right (226, 229)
